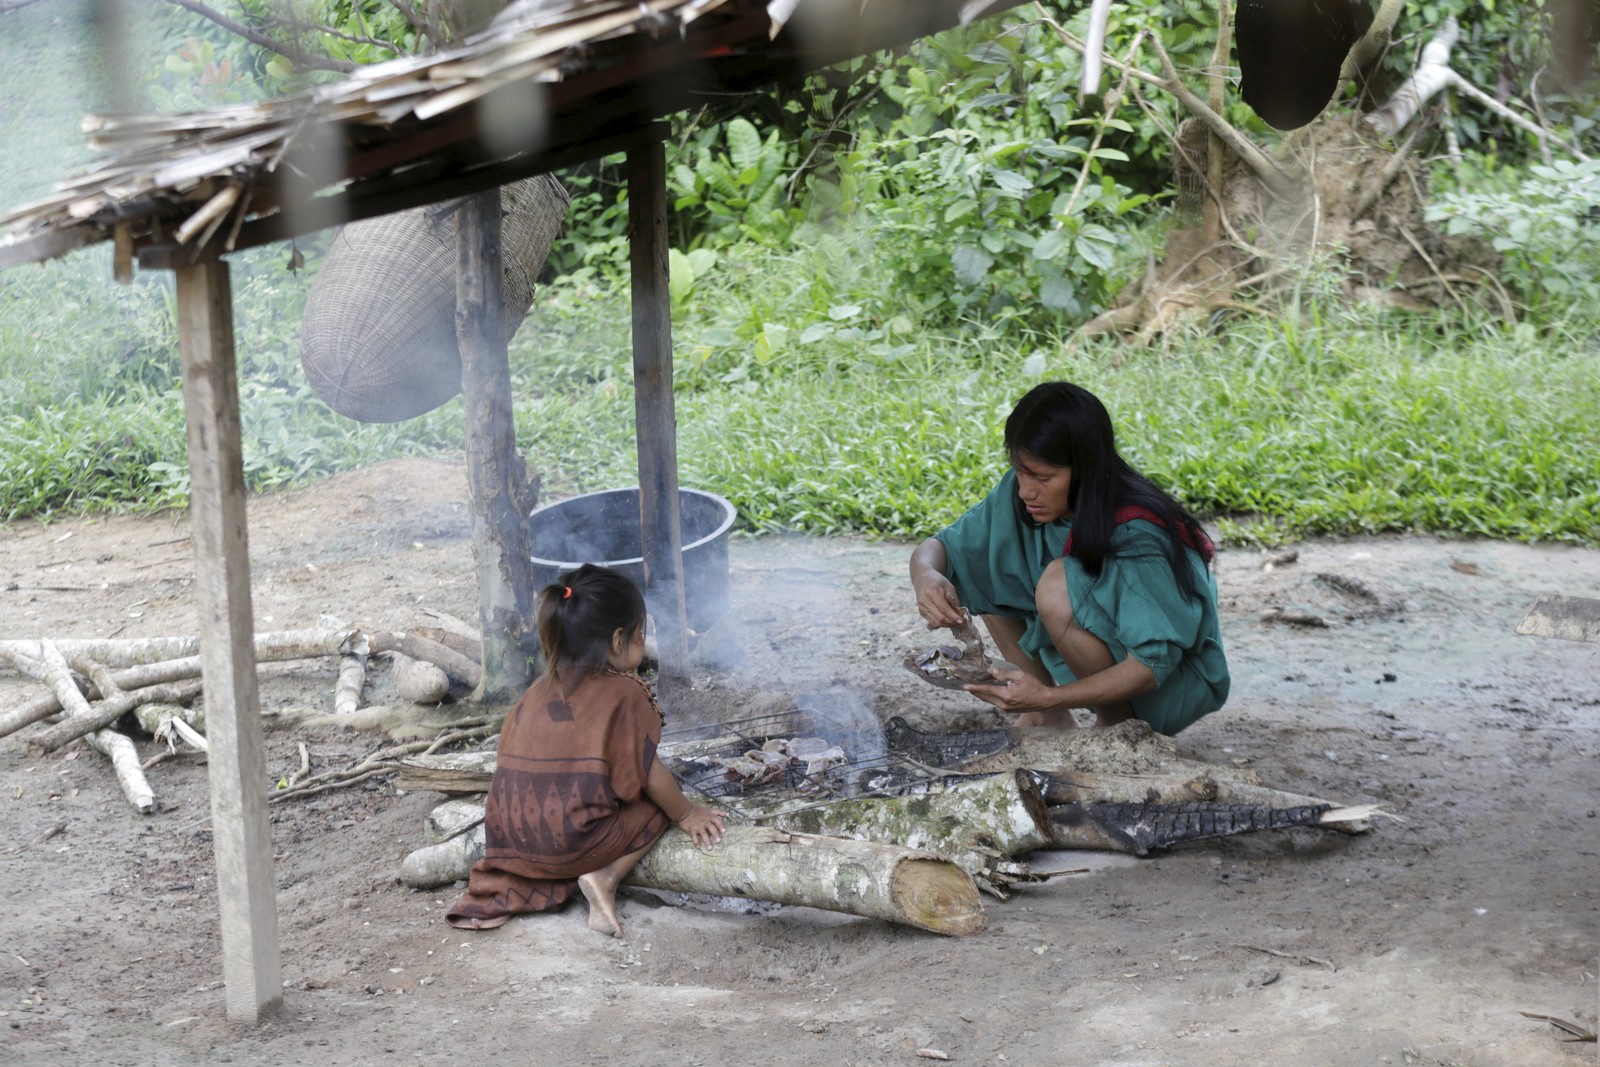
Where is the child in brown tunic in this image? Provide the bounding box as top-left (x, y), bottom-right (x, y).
top-left (446, 565), bottom-right (725, 936)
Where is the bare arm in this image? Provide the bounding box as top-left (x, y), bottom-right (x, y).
top-left (910, 538), bottom-right (967, 629)
top-left (967, 655), bottom-right (1158, 721)
top-left (644, 758), bottom-right (725, 849)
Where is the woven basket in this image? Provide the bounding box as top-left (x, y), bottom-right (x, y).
top-left (300, 174), bottom-right (570, 423)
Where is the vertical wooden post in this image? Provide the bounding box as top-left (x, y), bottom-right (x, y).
top-left (457, 188), bottom-right (539, 698)
top-left (627, 130), bottom-right (690, 681)
top-left (1203, 0), bottom-right (1233, 244)
top-left (174, 261), bottom-right (282, 1024)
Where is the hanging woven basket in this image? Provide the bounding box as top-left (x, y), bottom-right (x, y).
top-left (299, 174), bottom-right (570, 423)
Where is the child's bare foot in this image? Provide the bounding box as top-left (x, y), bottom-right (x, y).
top-left (577, 873), bottom-right (623, 938)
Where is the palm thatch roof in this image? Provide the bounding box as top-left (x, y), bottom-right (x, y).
top-left (0, 0), bottom-right (1020, 273)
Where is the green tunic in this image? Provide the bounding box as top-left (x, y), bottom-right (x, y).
top-left (934, 471), bottom-right (1229, 735)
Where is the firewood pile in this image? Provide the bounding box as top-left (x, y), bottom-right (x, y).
top-left (0, 620), bottom-right (493, 814)
top-left (397, 709), bottom-right (1382, 936)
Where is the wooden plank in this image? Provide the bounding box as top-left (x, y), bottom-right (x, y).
top-left (174, 261), bottom-right (282, 1024)
top-left (456, 190), bottom-right (539, 697)
top-left (626, 131), bottom-right (689, 681)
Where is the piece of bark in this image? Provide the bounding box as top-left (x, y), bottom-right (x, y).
top-left (0, 629), bottom-right (363, 669)
top-left (34, 642), bottom-right (155, 814)
top-left (391, 651), bottom-right (450, 704)
top-left (394, 750), bottom-right (497, 793)
top-left (368, 631), bottom-right (484, 689)
top-left (737, 771), bottom-right (1052, 896)
top-left (886, 717), bottom-right (1182, 777)
top-left (0, 655), bottom-right (204, 740)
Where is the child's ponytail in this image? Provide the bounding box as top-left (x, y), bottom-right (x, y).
top-left (536, 563), bottom-right (647, 678)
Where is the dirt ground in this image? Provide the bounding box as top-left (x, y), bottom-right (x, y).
top-left (1, 457), bottom-right (1596, 1067)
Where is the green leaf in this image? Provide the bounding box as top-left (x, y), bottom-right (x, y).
top-left (952, 244), bottom-right (994, 286)
top-left (944, 200), bottom-right (978, 224)
top-left (686, 248), bottom-right (718, 276)
top-left (1032, 229), bottom-right (1066, 261)
top-left (726, 118), bottom-right (763, 174)
top-left (991, 169), bottom-right (1033, 197)
top-left (668, 248), bottom-right (695, 305)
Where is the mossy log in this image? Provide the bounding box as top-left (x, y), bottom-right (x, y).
top-left (733, 771), bottom-right (1054, 897)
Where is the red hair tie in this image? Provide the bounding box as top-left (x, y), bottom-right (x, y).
top-left (562, 585), bottom-right (573, 599)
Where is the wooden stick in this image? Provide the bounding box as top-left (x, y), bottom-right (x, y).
top-left (334, 646), bottom-right (367, 715)
top-left (27, 678), bottom-right (203, 756)
top-left (0, 656), bottom-right (203, 740)
top-left (0, 628), bottom-right (363, 669)
top-left (35, 642), bottom-right (154, 814)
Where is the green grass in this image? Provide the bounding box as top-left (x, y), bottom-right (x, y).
top-left (0, 9), bottom-right (1595, 543)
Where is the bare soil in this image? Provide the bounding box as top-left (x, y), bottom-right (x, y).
top-left (2, 457), bottom-right (1596, 1067)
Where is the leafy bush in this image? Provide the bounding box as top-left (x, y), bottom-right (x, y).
top-left (1427, 157), bottom-right (1600, 311)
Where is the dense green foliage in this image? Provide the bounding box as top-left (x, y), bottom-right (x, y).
top-left (0, 1), bottom-right (1596, 544)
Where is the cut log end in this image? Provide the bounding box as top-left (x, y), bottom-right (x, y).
top-left (889, 857), bottom-right (987, 937)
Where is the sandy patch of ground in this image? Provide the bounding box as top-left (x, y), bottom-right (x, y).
top-left (2, 457), bottom-right (1596, 1066)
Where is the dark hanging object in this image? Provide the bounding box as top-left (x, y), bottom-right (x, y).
top-left (1235, 0), bottom-right (1375, 130)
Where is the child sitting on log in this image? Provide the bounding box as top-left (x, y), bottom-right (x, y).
top-left (446, 564), bottom-right (725, 936)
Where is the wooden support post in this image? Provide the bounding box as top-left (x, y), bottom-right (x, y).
top-left (174, 261), bottom-right (282, 1024)
top-left (627, 130), bottom-right (690, 682)
top-left (457, 188), bottom-right (538, 698)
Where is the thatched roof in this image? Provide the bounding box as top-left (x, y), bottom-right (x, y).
top-left (0, 0), bottom-right (1019, 273)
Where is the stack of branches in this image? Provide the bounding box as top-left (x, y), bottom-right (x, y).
top-left (395, 718), bottom-right (1383, 936)
top-left (0, 616), bottom-right (495, 814)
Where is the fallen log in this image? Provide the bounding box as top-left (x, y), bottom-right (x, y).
top-left (629, 826), bottom-right (986, 935)
top-left (733, 771), bottom-right (1053, 897)
top-left (0, 629), bottom-right (364, 669)
top-left (35, 642), bottom-right (154, 813)
top-left (131, 703), bottom-right (208, 753)
top-left (25, 678), bottom-right (203, 756)
top-left (369, 631), bottom-right (483, 690)
top-left (407, 626), bottom-right (482, 663)
top-left (334, 639), bottom-right (368, 715)
top-left (401, 821), bottom-right (986, 936)
top-left (0, 655), bottom-right (205, 740)
top-left (394, 749), bottom-right (497, 793)
top-left (391, 651), bottom-right (450, 704)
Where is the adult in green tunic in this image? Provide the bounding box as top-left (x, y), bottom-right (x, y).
top-left (909, 382), bottom-right (1229, 734)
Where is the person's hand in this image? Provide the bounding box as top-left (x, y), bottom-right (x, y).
top-left (914, 572), bottom-right (967, 630)
top-left (964, 664), bottom-right (1059, 714)
top-left (675, 803), bottom-right (727, 851)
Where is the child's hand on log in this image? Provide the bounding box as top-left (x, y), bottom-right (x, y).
top-left (675, 803), bottom-right (727, 851)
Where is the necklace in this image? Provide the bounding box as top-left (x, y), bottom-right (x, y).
top-left (604, 666), bottom-right (665, 725)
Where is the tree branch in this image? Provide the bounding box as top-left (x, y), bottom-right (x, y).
top-left (1029, 4), bottom-right (1293, 198)
top-left (385, 0), bottom-right (449, 50)
top-left (256, 11), bottom-right (410, 55)
top-left (161, 0), bottom-right (357, 73)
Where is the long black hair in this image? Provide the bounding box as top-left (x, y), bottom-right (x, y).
top-left (535, 563), bottom-right (647, 679)
top-left (1004, 382), bottom-right (1213, 602)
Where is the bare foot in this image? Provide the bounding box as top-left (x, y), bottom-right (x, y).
top-left (577, 873), bottom-right (623, 938)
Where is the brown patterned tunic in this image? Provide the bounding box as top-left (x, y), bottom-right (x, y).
top-left (446, 670), bottom-right (669, 928)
